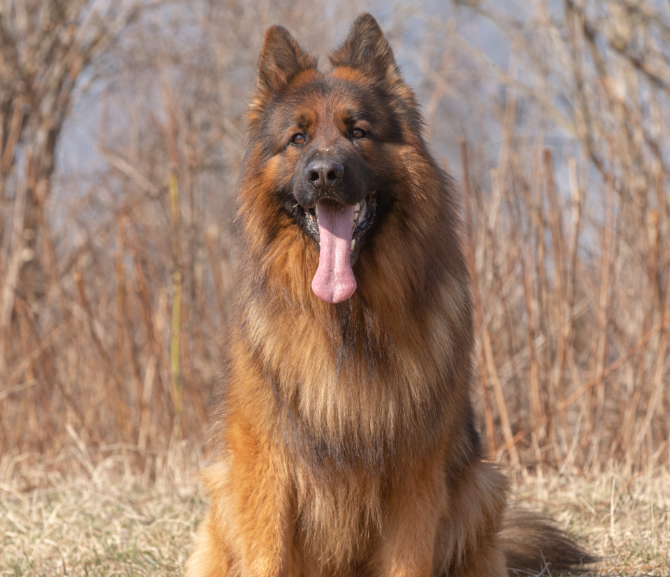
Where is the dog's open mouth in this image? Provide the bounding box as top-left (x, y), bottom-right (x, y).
top-left (298, 192), bottom-right (376, 304)
top-left (303, 193), bottom-right (377, 250)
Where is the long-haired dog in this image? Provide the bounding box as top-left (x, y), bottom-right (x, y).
top-left (186, 13), bottom-right (593, 577)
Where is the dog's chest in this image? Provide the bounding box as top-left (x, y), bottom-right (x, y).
top-left (293, 465), bottom-right (385, 572)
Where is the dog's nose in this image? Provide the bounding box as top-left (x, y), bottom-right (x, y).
top-left (304, 159), bottom-right (344, 192)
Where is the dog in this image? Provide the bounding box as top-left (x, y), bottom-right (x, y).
top-left (185, 13), bottom-right (593, 577)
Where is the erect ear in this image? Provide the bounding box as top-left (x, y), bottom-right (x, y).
top-left (256, 25), bottom-right (317, 100)
top-left (329, 13), bottom-right (403, 88)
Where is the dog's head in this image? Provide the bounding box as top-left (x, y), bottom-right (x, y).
top-left (241, 14), bottom-right (432, 304)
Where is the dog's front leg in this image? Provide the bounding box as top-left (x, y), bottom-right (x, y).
top-left (186, 417), bottom-right (292, 577)
top-left (372, 458), bottom-right (446, 577)
top-left (225, 418), bottom-right (293, 577)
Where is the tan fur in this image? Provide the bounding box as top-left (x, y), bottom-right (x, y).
top-left (185, 13), bottom-right (593, 577)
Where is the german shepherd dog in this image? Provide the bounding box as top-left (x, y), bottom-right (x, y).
top-left (186, 13), bottom-right (593, 577)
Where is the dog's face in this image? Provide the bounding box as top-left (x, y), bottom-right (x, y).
top-left (246, 15), bottom-right (424, 304)
top-left (257, 74), bottom-right (390, 263)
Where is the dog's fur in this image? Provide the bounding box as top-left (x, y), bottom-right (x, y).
top-left (185, 14), bottom-right (593, 577)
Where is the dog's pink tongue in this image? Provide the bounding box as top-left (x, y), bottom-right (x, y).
top-left (311, 201), bottom-right (356, 304)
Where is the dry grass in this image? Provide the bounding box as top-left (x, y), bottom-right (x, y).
top-left (512, 469), bottom-right (670, 576)
top-left (0, 446), bottom-right (205, 576)
top-left (2, 0), bottom-right (670, 474)
top-left (1, 450), bottom-right (668, 576)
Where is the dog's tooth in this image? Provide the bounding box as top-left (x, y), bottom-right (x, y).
top-left (350, 239), bottom-right (356, 251)
top-left (354, 202), bottom-right (361, 212)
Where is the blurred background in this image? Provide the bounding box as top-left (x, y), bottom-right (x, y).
top-left (1, 0), bottom-right (668, 477)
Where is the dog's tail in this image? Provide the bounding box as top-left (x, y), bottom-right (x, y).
top-left (499, 509), bottom-right (598, 575)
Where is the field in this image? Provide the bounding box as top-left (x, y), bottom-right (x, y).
top-left (1, 449), bottom-right (668, 576)
top-left (2, 0), bottom-right (670, 575)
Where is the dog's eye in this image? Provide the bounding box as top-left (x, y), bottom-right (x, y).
top-left (351, 128), bottom-right (367, 139)
top-left (291, 133), bottom-right (306, 145)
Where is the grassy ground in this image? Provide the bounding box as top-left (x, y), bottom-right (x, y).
top-left (1, 453), bottom-right (668, 576)
top-left (510, 469), bottom-right (670, 576)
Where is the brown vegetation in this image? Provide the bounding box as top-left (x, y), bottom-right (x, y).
top-left (0, 0), bottom-right (668, 480)
top-left (1, 454), bottom-right (668, 575)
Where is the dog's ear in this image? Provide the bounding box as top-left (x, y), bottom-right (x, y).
top-left (255, 26), bottom-right (317, 102)
top-left (330, 14), bottom-right (403, 89)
